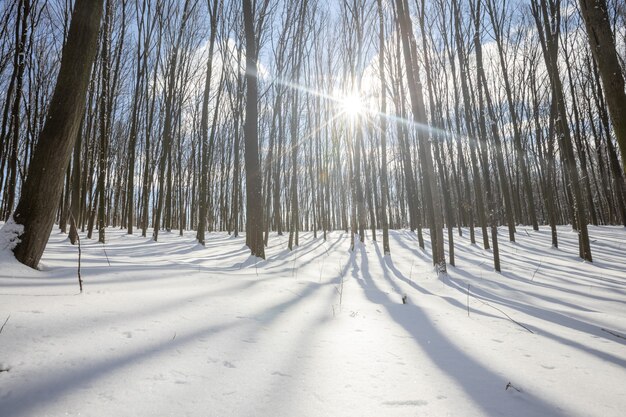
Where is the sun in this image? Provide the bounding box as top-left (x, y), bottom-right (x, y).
top-left (339, 92), bottom-right (364, 118)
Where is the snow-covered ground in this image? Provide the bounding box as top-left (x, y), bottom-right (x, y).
top-left (1, 224), bottom-right (625, 417)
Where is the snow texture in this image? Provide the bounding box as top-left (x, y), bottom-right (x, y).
top-left (0, 217), bottom-right (25, 268)
top-left (1, 224), bottom-right (625, 417)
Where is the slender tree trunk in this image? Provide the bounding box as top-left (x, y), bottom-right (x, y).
top-left (197, 0), bottom-right (219, 245)
top-left (69, 117), bottom-right (84, 244)
top-left (97, 0), bottom-right (112, 244)
top-left (3, 0), bottom-right (30, 221)
top-left (395, 0), bottom-right (445, 272)
top-left (377, 0), bottom-right (390, 254)
top-left (532, 0), bottom-right (592, 261)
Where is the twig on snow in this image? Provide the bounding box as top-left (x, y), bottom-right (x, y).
top-left (505, 382), bottom-right (521, 392)
top-left (601, 328), bottom-right (626, 340)
top-left (531, 259), bottom-right (542, 281)
top-left (470, 293), bottom-right (534, 334)
top-left (0, 315), bottom-right (10, 335)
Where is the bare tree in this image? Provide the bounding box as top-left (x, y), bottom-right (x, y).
top-left (579, 0), bottom-right (626, 175)
top-left (242, 0), bottom-right (266, 258)
top-left (9, 0), bottom-right (103, 268)
top-left (395, 0), bottom-right (445, 272)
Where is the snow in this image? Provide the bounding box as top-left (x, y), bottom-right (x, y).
top-left (0, 217), bottom-right (24, 263)
top-left (1, 224), bottom-right (625, 417)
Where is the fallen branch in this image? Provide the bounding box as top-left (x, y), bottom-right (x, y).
top-left (0, 315), bottom-right (10, 334)
top-left (601, 328), bottom-right (626, 340)
top-left (470, 293), bottom-right (534, 334)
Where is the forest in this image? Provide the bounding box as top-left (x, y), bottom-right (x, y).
top-left (0, 0), bottom-right (625, 416)
top-left (0, 0), bottom-right (623, 270)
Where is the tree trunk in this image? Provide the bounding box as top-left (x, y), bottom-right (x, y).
top-left (377, 0), bottom-right (390, 254)
top-left (197, 0), bottom-right (219, 245)
top-left (10, 0), bottom-right (104, 268)
top-left (579, 0), bottom-right (626, 174)
top-left (532, 0), bottom-right (592, 261)
top-left (242, 0), bottom-right (265, 259)
top-left (395, 0), bottom-right (445, 272)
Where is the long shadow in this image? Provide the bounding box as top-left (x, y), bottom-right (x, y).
top-left (228, 275), bottom-right (338, 415)
top-left (5, 278), bottom-right (271, 342)
top-left (0, 264), bottom-right (192, 287)
top-left (1, 320), bottom-right (242, 417)
top-left (352, 244), bottom-right (569, 417)
top-left (2, 275), bottom-right (334, 417)
top-left (0, 233), bottom-right (347, 290)
top-left (389, 231), bottom-right (433, 264)
top-left (263, 237), bottom-right (338, 265)
top-left (502, 268), bottom-right (626, 303)
top-left (258, 233), bottom-right (350, 278)
top-left (371, 243), bottom-right (502, 321)
top-left (445, 270), bottom-right (626, 365)
top-left (447, 239), bottom-right (626, 302)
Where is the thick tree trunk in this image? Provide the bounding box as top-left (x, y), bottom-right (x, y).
top-left (579, 0), bottom-right (626, 174)
top-left (242, 0), bottom-right (265, 259)
top-left (10, 0), bottom-right (103, 268)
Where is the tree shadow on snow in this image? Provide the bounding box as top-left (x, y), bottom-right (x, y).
top-left (348, 243), bottom-right (570, 417)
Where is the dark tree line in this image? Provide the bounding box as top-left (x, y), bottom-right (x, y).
top-left (1, 0), bottom-right (625, 270)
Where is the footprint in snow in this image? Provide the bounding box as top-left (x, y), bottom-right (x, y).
top-left (122, 331), bottom-right (132, 338)
top-left (223, 361), bottom-right (236, 368)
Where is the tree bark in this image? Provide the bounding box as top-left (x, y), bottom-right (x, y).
top-left (579, 0), bottom-right (626, 174)
top-left (10, 0), bottom-right (104, 268)
top-left (242, 0), bottom-right (265, 258)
